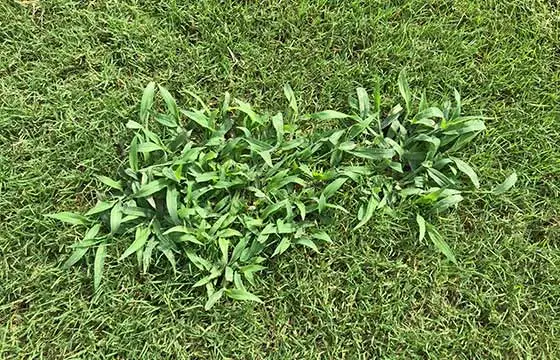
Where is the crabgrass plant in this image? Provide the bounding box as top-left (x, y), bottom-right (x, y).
top-left (48, 72), bottom-right (516, 309)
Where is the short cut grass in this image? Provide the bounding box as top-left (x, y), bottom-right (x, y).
top-left (1, 0), bottom-right (559, 358)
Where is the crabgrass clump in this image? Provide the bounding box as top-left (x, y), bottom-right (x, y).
top-left (48, 72), bottom-right (515, 309)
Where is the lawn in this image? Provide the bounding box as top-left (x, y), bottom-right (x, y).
top-left (1, 0), bottom-right (559, 358)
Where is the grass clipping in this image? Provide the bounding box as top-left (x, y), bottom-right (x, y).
top-left (48, 72), bottom-right (516, 309)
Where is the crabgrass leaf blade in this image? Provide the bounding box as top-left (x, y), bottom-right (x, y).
top-left (416, 214), bottom-right (426, 242)
top-left (95, 175), bottom-right (123, 191)
top-left (63, 223), bottom-right (100, 269)
top-left (492, 172), bottom-right (518, 195)
top-left (181, 109), bottom-right (213, 130)
top-left (283, 83), bottom-right (298, 114)
top-left (47, 212), bottom-right (89, 226)
top-left (137, 142), bottom-right (165, 153)
top-left (166, 185), bottom-right (179, 224)
top-left (312, 231), bottom-right (332, 243)
top-left (85, 200), bottom-right (115, 216)
top-left (310, 110), bottom-right (349, 120)
top-left (119, 226), bottom-right (150, 261)
top-left (322, 177), bottom-right (347, 199)
top-left (129, 136), bottom-right (139, 171)
top-left (272, 237), bottom-right (291, 257)
top-left (398, 69), bottom-right (411, 113)
top-left (205, 289), bottom-right (224, 311)
top-left (140, 81), bottom-right (156, 123)
top-left (353, 196), bottom-right (377, 230)
top-left (258, 150), bottom-right (273, 167)
top-left (62, 247), bottom-right (88, 269)
top-left (225, 289), bottom-right (263, 303)
top-left (356, 87), bottom-right (370, 119)
top-left (295, 238), bottom-right (318, 252)
top-left (142, 239), bottom-right (157, 273)
top-left (94, 244), bottom-right (107, 291)
top-left (158, 85), bottom-right (179, 120)
top-left (427, 225), bottom-right (457, 265)
top-left (450, 157), bottom-right (480, 188)
top-left (110, 202), bottom-right (122, 234)
top-left (272, 112), bottom-right (284, 145)
top-left (134, 179), bottom-right (168, 198)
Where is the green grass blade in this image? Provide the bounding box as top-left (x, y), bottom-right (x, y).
top-left (492, 172), bottom-right (518, 195)
top-left (356, 87), bottom-right (370, 119)
top-left (166, 185), bottom-right (179, 224)
top-left (294, 238), bottom-right (318, 252)
top-left (95, 175), bottom-right (123, 191)
top-left (133, 179), bottom-right (168, 198)
top-left (427, 224), bottom-right (457, 265)
top-left (110, 202), bottom-right (122, 234)
top-left (416, 214), bottom-right (426, 242)
top-left (204, 289), bottom-right (225, 310)
top-left (46, 212), bottom-right (89, 226)
top-left (353, 196), bottom-right (378, 230)
top-left (158, 85), bottom-right (179, 120)
top-left (94, 244), bottom-right (107, 291)
top-left (119, 226), bottom-right (150, 261)
top-left (85, 200), bottom-right (116, 216)
top-left (140, 81), bottom-right (156, 124)
top-left (398, 69), bottom-right (411, 113)
top-left (225, 289), bottom-right (263, 303)
top-left (451, 157), bottom-right (480, 188)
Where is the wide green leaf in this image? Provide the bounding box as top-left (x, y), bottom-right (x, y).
top-left (119, 226), bottom-right (151, 261)
top-left (95, 175), bottom-right (123, 191)
top-left (450, 157), bottom-right (479, 188)
top-left (134, 179), bottom-right (168, 198)
top-left (140, 81), bottom-right (156, 123)
top-left (492, 172), bottom-right (518, 195)
top-left (47, 212), bottom-right (89, 226)
top-left (204, 288), bottom-right (225, 310)
top-left (225, 289), bottom-right (263, 303)
top-left (94, 244), bottom-right (107, 291)
top-left (427, 224), bottom-right (457, 265)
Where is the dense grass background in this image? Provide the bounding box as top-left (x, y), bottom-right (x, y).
top-left (1, 0), bottom-right (559, 358)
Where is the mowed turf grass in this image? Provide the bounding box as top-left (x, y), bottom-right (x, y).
top-left (1, 0), bottom-right (559, 358)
